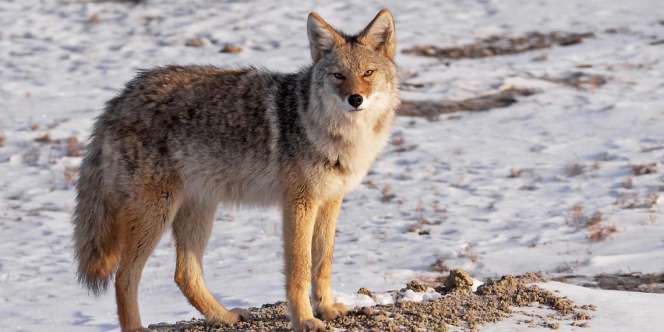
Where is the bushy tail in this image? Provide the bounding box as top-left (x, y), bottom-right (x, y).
top-left (73, 137), bottom-right (120, 295)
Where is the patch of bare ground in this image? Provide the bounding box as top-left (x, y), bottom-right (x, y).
top-left (149, 271), bottom-right (593, 332)
top-left (532, 71), bottom-right (608, 90)
top-left (631, 162), bottom-right (658, 176)
top-left (555, 273), bottom-right (664, 294)
top-left (398, 87), bottom-right (535, 120)
top-left (402, 31), bottom-right (593, 60)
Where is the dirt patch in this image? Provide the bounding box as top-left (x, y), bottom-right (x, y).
top-left (149, 271), bottom-right (593, 332)
top-left (403, 31), bottom-right (594, 60)
top-left (555, 273), bottom-right (664, 294)
top-left (534, 71), bottom-right (608, 90)
top-left (632, 162), bottom-right (658, 176)
top-left (398, 87), bottom-right (536, 120)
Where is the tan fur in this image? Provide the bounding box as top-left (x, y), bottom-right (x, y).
top-left (72, 9), bottom-right (398, 332)
top-left (311, 198), bottom-right (347, 320)
top-left (115, 176), bottom-right (183, 331)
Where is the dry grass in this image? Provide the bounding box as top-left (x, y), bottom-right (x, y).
top-left (535, 71), bottom-right (608, 90)
top-left (406, 201), bottom-right (441, 235)
top-left (430, 256), bottom-right (451, 273)
top-left (459, 245), bottom-right (480, 263)
top-left (564, 163), bottom-right (585, 177)
top-left (508, 168), bottom-right (525, 178)
top-left (632, 163), bottom-right (658, 176)
top-left (402, 31), bottom-right (594, 60)
top-left (566, 204), bottom-right (617, 242)
top-left (615, 192), bottom-right (660, 209)
top-left (380, 184), bottom-right (396, 203)
top-left (398, 88), bottom-right (536, 121)
top-left (588, 224), bottom-right (618, 242)
top-left (34, 133), bottom-right (51, 143)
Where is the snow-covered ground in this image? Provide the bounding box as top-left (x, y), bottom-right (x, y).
top-left (1, 0), bottom-right (663, 331)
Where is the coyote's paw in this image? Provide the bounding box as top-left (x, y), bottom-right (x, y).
top-left (128, 328), bottom-right (153, 332)
top-left (317, 303), bottom-right (348, 321)
top-left (208, 308), bottom-right (250, 326)
top-left (229, 308), bottom-right (251, 322)
top-left (300, 318), bottom-right (327, 332)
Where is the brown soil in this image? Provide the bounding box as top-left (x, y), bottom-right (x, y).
top-left (149, 271), bottom-right (593, 332)
top-left (397, 88), bottom-right (536, 120)
top-left (533, 72), bottom-right (608, 90)
top-left (403, 31), bottom-right (594, 60)
top-left (555, 273), bottom-right (664, 294)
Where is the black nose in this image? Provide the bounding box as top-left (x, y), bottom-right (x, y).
top-left (348, 94), bottom-right (363, 108)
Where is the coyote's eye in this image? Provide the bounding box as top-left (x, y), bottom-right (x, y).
top-left (333, 73), bottom-right (346, 80)
top-left (363, 69), bottom-right (375, 77)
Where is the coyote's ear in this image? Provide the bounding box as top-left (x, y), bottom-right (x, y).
top-left (358, 9), bottom-right (396, 60)
top-left (307, 12), bottom-right (345, 63)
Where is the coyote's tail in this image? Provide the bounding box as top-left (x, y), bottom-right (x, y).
top-left (72, 136), bottom-right (120, 295)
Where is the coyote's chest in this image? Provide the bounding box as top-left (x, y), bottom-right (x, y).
top-left (310, 127), bottom-right (391, 199)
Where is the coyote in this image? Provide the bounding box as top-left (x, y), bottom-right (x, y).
top-left (73, 9), bottom-right (398, 332)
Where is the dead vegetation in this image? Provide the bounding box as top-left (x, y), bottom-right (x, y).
top-left (508, 168), bottom-right (526, 178)
top-left (631, 162), bottom-right (658, 176)
top-left (34, 133), bottom-right (51, 143)
top-left (220, 44), bottom-right (243, 54)
top-left (185, 38), bottom-right (206, 48)
top-left (555, 273), bottom-right (664, 294)
top-left (430, 256), bottom-right (451, 273)
top-left (398, 87), bottom-right (536, 120)
top-left (615, 192), bottom-right (660, 209)
top-left (405, 201), bottom-right (442, 235)
top-left (564, 163), bottom-right (586, 177)
top-left (387, 132), bottom-right (418, 153)
top-left (534, 71), bottom-right (608, 90)
top-left (149, 271), bottom-right (593, 332)
top-left (403, 31), bottom-right (593, 60)
top-left (567, 205), bottom-right (617, 242)
top-left (380, 184), bottom-right (396, 203)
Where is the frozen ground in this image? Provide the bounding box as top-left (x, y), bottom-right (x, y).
top-left (1, 0), bottom-right (663, 331)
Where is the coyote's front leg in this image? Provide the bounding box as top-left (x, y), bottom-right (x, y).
top-left (283, 191), bottom-right (326, 332)
top-left (311, 197), bottom-right (348, 321)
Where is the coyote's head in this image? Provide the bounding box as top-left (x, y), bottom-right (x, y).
top-left (307, 9), bottom-right (399, 118)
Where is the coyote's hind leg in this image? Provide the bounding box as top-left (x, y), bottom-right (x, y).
top-left (115, 187), bottom-right (182, 332)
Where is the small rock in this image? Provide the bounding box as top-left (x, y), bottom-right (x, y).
top-left (406, 280), bottom-right (428, 292)
top-left (221, 44), bottom-right (242, 53)
top-left (632, 163), bottom-right (658, 176)
top-left (185, 38), bottom-right (206, 47)
top-left (444, 269), bottom-right (474, 292)
top-left (357, 287), bottom-right (373, 297)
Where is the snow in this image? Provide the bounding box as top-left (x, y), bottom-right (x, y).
top-left (1, 0), bottom-right (664, 331)
top-left (483, 282), bottom-right (664, 332)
